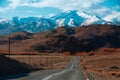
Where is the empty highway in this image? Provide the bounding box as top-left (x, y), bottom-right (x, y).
top-left (1, 56), bottom-right (87, 80)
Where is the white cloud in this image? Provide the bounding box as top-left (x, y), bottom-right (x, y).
top-left (9, 0), bottom-right (21, 9)
top-left (48, 13), bottom-right (55, 17)
top-left (0, 6), bottom-right (9, 12)
top-left (0, 0), bottom-right (21, 12)
top-left (24, 0), bottom-right (104, 11)
top-left (112, 5), bottom-right (120, 11)
top-left (89, 7), bottom-right (112, 17)
top-left (0, 0), bottom-right (105, 12)
top-left (1, 0), bottom-right (119, 19)
top-left (0, 7), bottom-right (5, 12)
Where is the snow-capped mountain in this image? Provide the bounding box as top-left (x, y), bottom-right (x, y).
top-left (52, 10), bottom-right (108, 27)
top-left (0, 10), bottom-right (119, 35)
top-left (0, 17), bottom-right (56, 35)
top-left (53, 10), bottom-right (85, 27)
top-left (103, 12), bottom-right (120, 25)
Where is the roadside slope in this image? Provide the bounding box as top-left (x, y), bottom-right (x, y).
top-left (0, 55), bottom-right (32, 78)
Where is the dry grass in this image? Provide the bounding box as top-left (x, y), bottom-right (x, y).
top-left (9, 55), bottom-right (73, 69)
top-left (80, 48), bottom-right (120, 80)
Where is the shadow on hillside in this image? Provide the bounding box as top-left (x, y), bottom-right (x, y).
top-left (0, 54), bottom-right (35, 79)
top-left (0, 72), bottom-right (30, 80)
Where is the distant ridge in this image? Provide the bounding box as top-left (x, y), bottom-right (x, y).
top-left (0, 10), bottom-right (120, 35)
top-left (0, 24), bottom-right (120, 54)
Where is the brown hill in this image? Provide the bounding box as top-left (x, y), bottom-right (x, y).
top-left (0, 24), bottom-right (120, 54)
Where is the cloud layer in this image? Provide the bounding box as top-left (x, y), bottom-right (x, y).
top-left (0, 0), bottom-right (120, 18)
top-left (0, 0), bottom-right (104, 11)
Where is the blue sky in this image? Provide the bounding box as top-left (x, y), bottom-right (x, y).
top-left (0, 0), bottom-right (120, 18)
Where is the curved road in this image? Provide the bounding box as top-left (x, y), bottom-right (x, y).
top-left (2, 56), bottom-right (87, 80)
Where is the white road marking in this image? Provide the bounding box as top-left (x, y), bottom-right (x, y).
top-left (42, 62), bottom-right (74, 80)
top-left (42, 69), bottom-right (68, 80)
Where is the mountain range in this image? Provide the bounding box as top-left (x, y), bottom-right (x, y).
top-left (0, 10), bottom-right (120, 35)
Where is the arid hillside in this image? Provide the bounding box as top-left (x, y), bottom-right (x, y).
top-left (0, 25), bottom-right (120, 54)
top-left (81, 48), bottom-right (120, 80)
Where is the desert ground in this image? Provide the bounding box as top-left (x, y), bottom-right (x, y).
top-left (9, 54), bottom-right (73, 69)
top-left (80, 48), bottom-right (120, 80)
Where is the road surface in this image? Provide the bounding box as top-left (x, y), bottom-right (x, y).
top-left (44, 56), bottom-right (86, 80)
top-left (1, 56), bottom-right (87, 80)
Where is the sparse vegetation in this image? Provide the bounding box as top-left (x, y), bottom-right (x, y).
top-left (80, 48), bottom-right (120, 80)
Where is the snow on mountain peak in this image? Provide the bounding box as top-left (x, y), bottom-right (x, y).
top-left (0, 10), bottom-right (120, 35)
top-left (103, 12), bottom-right (120, 25)
top-left (68, 18), bottom-right (76, 27)
top-left (104, 12), bottom-right (120, 21)
top-left (77, 11), bottom-right (91, 19)
top-left (89, 15), bottom-right (100, 22)
top-left (56, 19), bottom-right (65, 27)
top-left (65, 10), bottom-right (78, 13)
top-left (81, 15), bottom-right (99, 25)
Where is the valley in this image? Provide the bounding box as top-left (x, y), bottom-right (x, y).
top-left (0, 24), bottom-right (120, 80)
top-left (0, 0), bottom-right (120, 80)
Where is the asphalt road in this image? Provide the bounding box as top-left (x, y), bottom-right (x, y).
top-left (44, 56), bottom-right (87, 80)
top-left (2, 56), bottom-right (87, 80)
